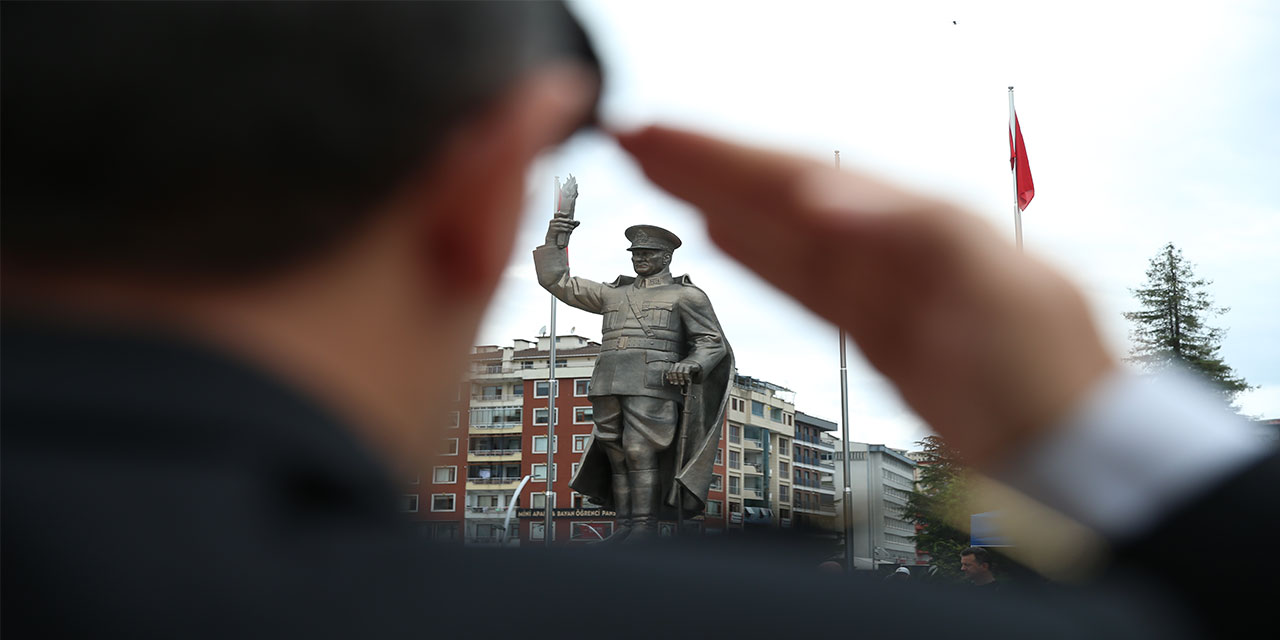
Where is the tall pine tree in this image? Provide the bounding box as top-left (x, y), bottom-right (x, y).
top-left (905, 435), bottom-right (971, 581)
top-left (1123, 242), bottom-right (1250, 407)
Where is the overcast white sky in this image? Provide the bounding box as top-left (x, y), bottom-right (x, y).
top-left (477, 0), bottom-right (1280, 450)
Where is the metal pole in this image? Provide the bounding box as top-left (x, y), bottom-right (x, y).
top-left (1008, 87), bottom-right (1024, 252)
top-left (835, 150), bottom-right (856, 573)
top-left (546, 177), bottom-right (559, 546)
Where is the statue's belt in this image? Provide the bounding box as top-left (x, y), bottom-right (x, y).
top-left (600, 336), bottom-right (680, 352)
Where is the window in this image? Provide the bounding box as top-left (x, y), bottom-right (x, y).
top-left (779, 483), bottom-right (790, 503)
top-left (573, 434), bottom-right (591, 452)
top-left (531, 463), bottom-right (557, 481)
top-left (400, 494), bottom-right (419, 513)
top-left (479, 384), bottom-right (502, 399)
top-left (513, 384), bottom-right (524, 397)
top-left (432, 466), bottom-right (457, 484)
top-left (430, 494), bottom-right (455, 512)
top-left (534, 380), bottom-right (559, 398)
top-left (778, 461), bottom-right (789, 476)
top-left (470, 406), bottom-right (521, 427)
top-left (715, 448), bottom-right (723, 465)
top-left (529, 522), bottom-right (553, 541)
top-left (778, 438), bottom-right (789, 457)
top-left (448, 411), bottom-right (459, 428)
top-left (443, 438), bottom-right (459, 456)
top-left (779, 508), bottom-right (790, 520)
top-left (729, 475), bottom-right (740, 495)
top-left (574, 379), bottom-right (591, 397)
top-left (532, 435), bottom-right (558, 454)
top-left (785, 414), bottom-right (793, 426)
top-left (432, 522), bottom-right (459, 541)
top-left (531, 492), bottom-right (556, 509)
top-left (770, 407), bottom-right (783, 422)
top-left (473, 494), bottom-right (501, 509)
top-left (728, 501), bottom-right (741, 513)
top-left (571, 462), bottom-right (580, 477)
top-left (729, 424), bottom-right (741, 444)
top-left (710, 474), bottom-right (723, 491)
top-left (751, 401), bottom-right (765, 417)
top-left (533, 407), bottom-right (558, 426)
top-left (574, 406), bottom-right (594, 424)
top-left (705, 500), bottom-right (723, 516)
top-left (571, 522), bottom-right (613, 541)
top-left (729, 450), bottom-right (740, 469)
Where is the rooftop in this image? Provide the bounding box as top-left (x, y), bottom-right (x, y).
top-left (795, 411), bottom-right (838, 432)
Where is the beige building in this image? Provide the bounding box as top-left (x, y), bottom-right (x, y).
top-left (723, 375), bottom-right (796, 529)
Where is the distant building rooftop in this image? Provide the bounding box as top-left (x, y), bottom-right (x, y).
top-left (795, 411), bottom-right (838, 432)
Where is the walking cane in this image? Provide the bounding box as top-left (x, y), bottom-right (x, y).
top-left (674, 381), bottom-right (695, 537)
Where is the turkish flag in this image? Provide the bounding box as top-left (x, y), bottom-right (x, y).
top-left (1008, 114), bottom-right (1035, 211)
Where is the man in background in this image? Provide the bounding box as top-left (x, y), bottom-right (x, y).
top-left (3, 2), bottom-right (1273, 639)
top-left (961, 547), bottom-right (997, 589)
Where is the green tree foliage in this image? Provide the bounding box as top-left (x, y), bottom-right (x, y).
top-left (905, 435), bottom-right (971, 582)
top-left (1123, 242), bottom-right (1250, 408)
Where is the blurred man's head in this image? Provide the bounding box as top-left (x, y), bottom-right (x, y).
top-left (1, 2), bottom-right (601, 469)
top-left (960, 547), bottom-right (995, 585)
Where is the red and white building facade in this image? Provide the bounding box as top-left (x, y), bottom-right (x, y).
top-left (402, 335), bottom-right (805, 545)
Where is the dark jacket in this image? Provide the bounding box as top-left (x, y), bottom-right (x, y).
top-left (3, 319), bottom-right (1271, 639)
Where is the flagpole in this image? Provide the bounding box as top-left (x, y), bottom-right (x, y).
top-left (835, 150), bottom-right (856, 574)
top-left (1008, 86), bottom-right (1024, 252)
top-left (546, 177), bottom-right (559, 546)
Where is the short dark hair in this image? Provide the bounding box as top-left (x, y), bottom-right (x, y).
top-left (961, 546), bottom-right (991, 567)
top-left (2, 1), bottom-right (600, 277)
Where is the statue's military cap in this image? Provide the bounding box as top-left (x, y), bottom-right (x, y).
top-left (624, 225), bottom-right (682, 252)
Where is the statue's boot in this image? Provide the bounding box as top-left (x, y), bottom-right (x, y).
top-left (590, 473), bottom-right (632, 545)
top-left (623, 469), bottom-right (660, 545)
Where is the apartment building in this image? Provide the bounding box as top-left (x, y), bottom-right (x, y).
top-left (832, 443), bottom-right (921, 568)
top-left (401, 336), bottom-right (805, 544)
top-left (723, 375), bottom-right (796, 529)
top-left (791, 412), bottom-right (838, 530)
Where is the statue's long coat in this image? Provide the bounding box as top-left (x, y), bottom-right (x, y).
top-left (533, 245), bottom-right (733, 518)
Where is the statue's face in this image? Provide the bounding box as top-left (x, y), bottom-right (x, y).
top-left (630, 249), bottom-right (670, 277)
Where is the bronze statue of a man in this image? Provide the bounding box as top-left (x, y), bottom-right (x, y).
top-left (533, 181), bottom-right (733, 543)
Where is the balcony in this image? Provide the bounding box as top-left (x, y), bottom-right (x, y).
top-left (741, 462), bottom-right (763, 475)
top-left (742, 487), bottom-right (764, 500)
top-left (464, 505), bottom-right (511, 518)
top-left (742, 438), bottom-right (763, 452)
top-left (469, 364), bottom-right (521, 379)
top-left (467, 448), bottom-right (522, 462)
top-left (794, 457), bottom-right (835, 472)
top-left (466, 477), bottom-right (524, 490)
top-left (471, 394), bottom-right (523, 404)
top-left (793, 505), bottom-right (837, 516)
top-left (468, 422), bottom-right (522, 434)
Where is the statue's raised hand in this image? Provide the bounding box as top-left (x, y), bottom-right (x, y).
top-left (545, 213), bottom-right (580, 248)
top-left (557, 174), bottom-right (579, 216)
top-left (547, 174), bottom-right (580, 248)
